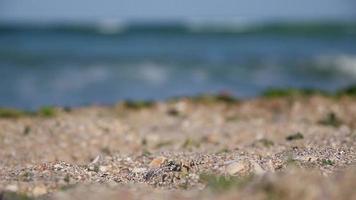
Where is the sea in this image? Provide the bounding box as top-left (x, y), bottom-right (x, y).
top-left (1, 21), bottom-right (356, 109)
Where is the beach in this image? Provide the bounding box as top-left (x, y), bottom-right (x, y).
top-left (1, 93), bottom-right (355, 199)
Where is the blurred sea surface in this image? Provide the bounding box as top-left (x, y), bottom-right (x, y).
top-left (1, 21), bottom-right (356, 109)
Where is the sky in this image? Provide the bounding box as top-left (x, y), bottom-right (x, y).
top-left (0, 0), bottom-right (356, 23)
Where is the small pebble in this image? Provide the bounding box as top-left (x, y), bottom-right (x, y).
top-left (251, 161), bottom-right (265, 175)
top-left (132, 167), bottom-right (147, 173)
top-left (225, 160), bottom-right (250, 175)
top-left (149, 157), bottom-right (166, 168)
top-left (99, 166), bottom-right (108, 172)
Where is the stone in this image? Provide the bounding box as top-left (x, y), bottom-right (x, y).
top-left (225, 160), bottom-right (250, 176)
top-left (99, 165), bottom-right (108, 172)
top-left (251, 161), bottom-right (265, 175)
top-left (149, 157), bottom-right (166, 168)
top-left (131, 167), bottom-right (147, 173)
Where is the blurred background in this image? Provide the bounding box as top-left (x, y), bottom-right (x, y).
top-left (1, 0), bottom-right (356, 109)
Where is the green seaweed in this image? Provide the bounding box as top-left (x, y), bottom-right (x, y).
top-left (318, 112), bottom-right (343, 127)
top-left (0, 106), bottom-right (57, 119)
top-left (64, 174), bottom-right (71, 183)
top-left (38, 106), bottom-right (56, 117)
top-left (262, 88), bottom-right (328, 98)
top-left (182, 138), bottom-right (201, 149)
top-left (258, 138), bottom-right (274, 147)
top-left (59, 184), bottom-right (78, 191)
top-left (155, 140), bottom-right (174, 148)
top-left (262, 85), bottom-right (356, 98)
top-left (23, 126), bottom-right (31, 135)
top-left (337, 85), bottom-right (356, 96)
top-left (260, 182), bottom-right (282, 200)
top-left (0, 108), bottom-right (26, 118)
top-left (141, 138), bottom-right (148, 146)
top-left (100, 147), bottom-right (111, 155)
top-left (123, 100), bottom-right (154, 110)
top-left (190, 93), bottom-right (239, 104)
top-left (225, 115), bottom-right (240, 122)
top-left (286, 154), bottom-right (297, 166)
top-left (0, 191), bottom-right (34, 200)
top-left (166, 108), bottom-right (180, 116)
top-left (286, 132), bottom-right (304, 141)
top-left (321, 159), bottom-right (335, 166)
top-left (141, 149), bottom-right (152, 156)
top-left (217, 147), bottom-right (231, 154)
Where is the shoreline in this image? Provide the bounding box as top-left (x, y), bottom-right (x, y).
top-left (1, 85), bottom-right (356, 115)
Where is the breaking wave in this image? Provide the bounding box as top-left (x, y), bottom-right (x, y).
top-left (1, 21), bottom-right (356, 36)
top-left (315, 54), bottom-right (356, 78)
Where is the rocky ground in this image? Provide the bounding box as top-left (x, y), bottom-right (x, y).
top-left (0, 94), bottom-right (355, 200)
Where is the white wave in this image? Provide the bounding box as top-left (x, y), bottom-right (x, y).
top-left (96, 19), bottom-right (126, 34)
top-left (137, 63), bottom-right (169, 85)
top-left (316, 54), bottom-right (356, 78)
top-left (52, 66), bottom-right (110, 92)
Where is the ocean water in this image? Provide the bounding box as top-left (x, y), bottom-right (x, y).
top-left (1, 22), bottom-right (356, 109)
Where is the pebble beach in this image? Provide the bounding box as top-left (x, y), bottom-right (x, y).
top-left (0, 94), bottom-right (356, 199)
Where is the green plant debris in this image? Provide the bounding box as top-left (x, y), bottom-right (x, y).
top-left (141, 149), bottom-right (152, 156)
top-left (123, 100), bottom-right (155, 110)
top-left (182, 138), bottom-right (201, 149)
top-left (0, 191), bottom-right (34, 200)
top-left (155, 140), bottom-right (174, 148)
top-left (318, 112), bottom-right (343, 127)
top-left (199, 173), bottom-right (252, 192)
top-left (187, 93), bottom-right (238, 104)
top-left (262, 85), bottom-right (356, 98)
top-left (262, 88), bottom-right (328, 98)
top-left (89, 165), bottom-right (99, 173)
top-left (178, 181), bottom-right (189, 190)
top-left (258, 138), bottom-right (274, 147)
top-left (100, 147), bottom-right (111, 155)
top-left (23, 126), bottom-right (31, 135)
top-left (226, 115), bottom-right (240, 122)
top-left (321, 159), bottom-right (335, 166)
top-left (217, 147), bottom-right (230, 154)
top-left (63, 106), bottom-right (72, 112)
top-left (0, 108), bottom-right (26, 118)
top-left (286, 132), bottom-right (304, 141)
top-left (259, 182), bottom-right (281, 200)
top-left (337, 85), bottom-right (356, 96)
top-left (59, 184), bottom-right (77, 191)
top-left (286, 155), bottom-right (297, 166)
top-left (141, 138), bottom-right (148, 146)
top-left (38, 106), bottom-right (56, 117)
top-left (0, 106), bottom-right (58, 119)
top-left (64, 174), bottom-right (71, 183)
top-left (166, 108), bottom-right (180, 116)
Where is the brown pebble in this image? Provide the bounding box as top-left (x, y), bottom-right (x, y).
top-left (149, 157), bottom-right (166, 168)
